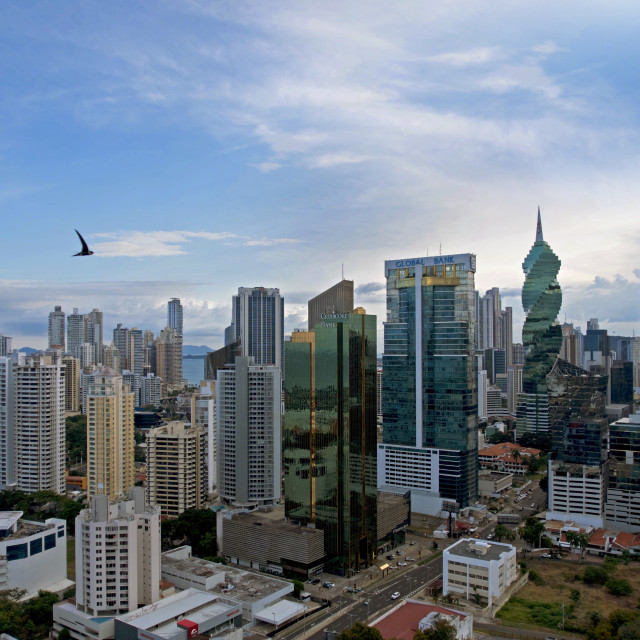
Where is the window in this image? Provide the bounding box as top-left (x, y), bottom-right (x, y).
top-left (45, 533), bottom-right (56, 550)
top-left (30, 538), bottom-right (43, 555)
top-left (57, 529), bottom-right (65, 538)
top-left (7, 543), bottom-right (28, 561)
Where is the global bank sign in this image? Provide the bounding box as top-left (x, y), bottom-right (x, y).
top-left (384, 253), bottom-right (476, 274)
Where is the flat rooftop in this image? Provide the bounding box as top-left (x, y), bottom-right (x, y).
top-left (0, 514), bottom-right (61, 541)
top-left (226, 508), bottom-right (325, 540)
top-left (446, 539), bottom-right (513, 562)
top-left (162, 554), bottom-right (291, 602)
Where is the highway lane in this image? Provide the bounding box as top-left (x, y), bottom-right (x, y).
top-left (289, 555), bottom-right (443, 640)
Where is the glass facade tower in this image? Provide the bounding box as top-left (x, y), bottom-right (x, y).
top-left (381, 253), bottom-right (478, 508)
top-left (517, 210), bottom-right (562, 436)
top-left (284, 312), bottom-right (377, 575)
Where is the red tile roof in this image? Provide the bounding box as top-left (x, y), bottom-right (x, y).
top-left (373, 601), bottom-right (466, 640)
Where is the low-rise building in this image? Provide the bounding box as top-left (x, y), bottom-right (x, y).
top-left (478, 442), bottom-right (541, 475)
top-left (443, 539), bottom-right (517, 606)
top-left (161, 546), bottom-right (293, 624)
top-left (478, 471), bottom-right (513, 497)
top-left (0, 512), bottom-right (72, 599)
top-left (371, 600), bottom-right (473, 640)
top-left (220, 507), bottom-right (325, 579)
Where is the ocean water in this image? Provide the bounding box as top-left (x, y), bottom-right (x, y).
top-left (182, 357), bottom-right (205, 386)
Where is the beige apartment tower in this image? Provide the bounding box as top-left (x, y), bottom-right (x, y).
top-left (62, 355), bottom-right (80, 413)
top-left (307, 279), bottom-right (354, 331)
top-left (155, 327), bottom-right (183, 392)
top-left (146, 422), bottom-right (208, 517)
top-left (87, 367), bottom-right (135, 499)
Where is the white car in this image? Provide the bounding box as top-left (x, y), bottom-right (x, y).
top-left (391, 591), bottom-right (400, 600)
top-left (398, 561), bottom-right (407, 566)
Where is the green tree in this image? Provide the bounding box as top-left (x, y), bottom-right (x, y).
top-left (621, 550), bottom-right (632, 565)
top-left (570, 589), bottom-right (581, 604)
top-left (161, 508), bottom-right (217, 558)
top-left (58, 628), bottom-right (71, 640)
top-left (494, 525), bottom-right (508, 542)
top-left (583, 566), bottom-right (609, 585)
top-left (65, 414), bottom-right (87, 468)
top-left (338, 622), bottom-right (384, 640)
top-left (293, 580), bottom-right (304, 598)
top-left (520, 516), bottom-right (546, 547)
top-left (413, 620), bottom-right (457, 640)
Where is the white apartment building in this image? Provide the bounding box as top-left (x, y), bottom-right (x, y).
top-left (217, 356), bottom-right (281, 507)
top-left (443, 538), bottom-right (517, 606)
top-left (140, 373), bottom-right (162, 407)
top-left (548, 459), bottom-right (606, 528)
top-left (191, 383), bottom-right (216, 493)
top-left (0, 512), bottom-right (72, 598)
top-left (146, 422), bottom-right (208, 517)
top-left (0, 354), bottom-right (65, 494)
top-left (54, 489), bottom-right (160, 639)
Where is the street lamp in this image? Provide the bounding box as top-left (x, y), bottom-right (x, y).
top-left (273, 612), bottom-right (277, 631)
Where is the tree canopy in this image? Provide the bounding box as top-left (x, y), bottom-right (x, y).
top-left (161, 508), bottom-right (217, 558)
top-left (338, 622), bottom-right (383, 640)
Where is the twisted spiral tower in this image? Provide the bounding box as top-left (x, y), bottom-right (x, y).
top-left (518, 209), bottom-right (562, 435)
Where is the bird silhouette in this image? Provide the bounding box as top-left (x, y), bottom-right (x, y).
top-left (73, 229), bottom-right (94, 256)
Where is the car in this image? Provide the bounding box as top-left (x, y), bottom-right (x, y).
top-left (391, 592), bottom-right (401, 600)
top-left (406, 557), bottom-right (415, 561)
top-left (396, 550), bottom-right (402, 555)
top-left (312, 579), bottom-right (321, 585)
top-left (322, 582), bottom-right (335, 589)
top-left (398, 561), bottom-right (407, 566)
top-left (530, 503), bottom-right (535, 508)
top-left (519, 507), bottom-right (524, 511)
top-left (354, 587), bottom-right (363, 593)
top-left (541, 553), bottom-right (551, 558)
top-left (410, 541), bottom-right (416, 546)
top-left (487, 534), bottom-right (494, 540)
top-left (364, 599), bottom-right (371, 606)
top-left (389, 564), bottom-right (398, 570)
top-left (386, 555), bottom-right (394, 560)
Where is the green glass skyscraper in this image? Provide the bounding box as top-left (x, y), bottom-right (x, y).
top-left (283, 312), bottom-right (377, 576)
top-left (517, 210), bottom-right (562, 436)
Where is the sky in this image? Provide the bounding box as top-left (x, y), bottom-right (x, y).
top-left (1, 0), bottom-right (639, 350)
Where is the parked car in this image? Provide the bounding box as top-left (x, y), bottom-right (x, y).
top-left (323, 582), bottom-right (335, 589)
top-left (312, 579), bottom-right (321, 585)
top-left (396, 550), bottom-right (402, 555)
top-left (364, 599), bottom-right (371, 606)
top-left (541, 553), bottom-right (551, 558)
top-left (386, 555), bottom-right (394, 560)
top-left (391, 591), bottom-right (401, 600)
top-left (398, 561), bottom-right (407, 566)
top-left (410, 541), bottom-right (416, 546)
top-left (389, 564), bottom-right (398, 570)
top-left (406, 557), bottom-right (415, 561)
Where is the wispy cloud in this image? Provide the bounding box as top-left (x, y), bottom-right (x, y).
top-left (90, 230), bottom-right (301, 257)
top-left (426, 47), bottom-right (501, 66)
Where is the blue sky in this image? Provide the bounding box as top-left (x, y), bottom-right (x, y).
top-left (1, 0), bottom-right (639, 349)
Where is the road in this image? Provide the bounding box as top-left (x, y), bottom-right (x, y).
top-left (280, 555), bottom-right (443, 640)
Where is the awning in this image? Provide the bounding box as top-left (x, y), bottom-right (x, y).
top-left (380, 564), bottom-right (390, 571)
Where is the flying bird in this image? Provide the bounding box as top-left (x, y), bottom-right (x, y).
top-left (73, 229), bottom-right (94, 256)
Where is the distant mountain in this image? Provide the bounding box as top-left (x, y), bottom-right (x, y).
top-left (19, 347), bottom-right (39, 354)
top-left (183, 344), bottom-right (214, 356)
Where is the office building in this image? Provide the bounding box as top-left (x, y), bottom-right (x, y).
top-left (307, 279), bottom-right (354, 331)
top-left (167, 298), bottom-right (183, 335)
top-left (48, 306), bottom-right (66, 350)
top-left (517, 210), bottom-right (562, 437)
top-left (478, 370), bottom-right (488, 420)
top-left (204, 339), bottom-right (241, 381)
top-left (284, 311), bottom-right (377, 574)
top-left (560, 323), bottom-right (580, 366)
top-left (87, 309), bottom-right (103, 360)
top-left (62, 355), bottom-right (81, 413)
top-left (380, 253), bottom-right (478, 510)
top-left (605, 412), bottom-right (640, 532)
top-left (506, 365), bottom-right (522, 415)
top-left (512, 343), bottom-right (525, 366)
top-left (0, 512), bottom-right (71, 599)
top-left (86, 368), bottom-right (135, 499)
top-left (610, 360), bottom-right (634, 405)
top-left (217, 356), bottom-right (281, 508)
top-left (443, 538), bottom-right (517, 606)
top-left (0, 354), bottom-right (65, 494)
top-left (67, 308), bottom-right (86, 360)
top-left (146, 422), bottom-right (208, 517)
top-left (155, 327), bottom-right (183, 391)
top-left (227, 287), bottom-right (284, 371)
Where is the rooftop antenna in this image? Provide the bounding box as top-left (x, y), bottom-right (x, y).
top-left (342, 263), bottom-right (344, 280)
top-left (439, 243), bottom-right (442, 255)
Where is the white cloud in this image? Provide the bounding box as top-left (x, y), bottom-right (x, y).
top-left (253, 161), bottom-right (282, 173)
top-left (531, 41), bottom-right (567, 56)
top-left (426, 47), bottom-right (501, 66)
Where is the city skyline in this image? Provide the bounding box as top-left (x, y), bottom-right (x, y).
top-left (1, 2), bottom-right (640, 348)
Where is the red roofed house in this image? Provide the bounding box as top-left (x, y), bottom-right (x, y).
top-left (610, 531), bottom-right (640, 556)
top-left (478, 442), bottom-right (541, 475)
top-left (371, 600), bottom-right (473, 640)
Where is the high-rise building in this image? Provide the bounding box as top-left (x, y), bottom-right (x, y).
top-left (87, 309), bottom-right (103, 361)
top-left (610, 360), bottom-right (634, 405)
top-left (217, 356), bottom-right (281, 508)
top-left (103, 343), bottom-right (121, 372)
top-left (73, 489), bottom-right (160, 616)
top-left (140, 373), bottom-right (162, 407)
top-left (605, 412), bottom-right (640, 532)
top-left (154, 327), bottom-right (183, 391)
top-left (380, 253), bottom-right (478, 510)
top-left (0, 354), bottom-right (65, 494)
top-left (560, 323), bottom-right (580, 366)
top-left (80, 342), bottom-right (96, 370)
top-left (67, 308), bottom-right (86, 360)
top-left (190, 383), bottom-right (216, 494)
top-left (62, 355), bottom-right (81, 413)
top-left (284, 311), bottom-right (377, 574)
top-left (227, 287), bottom-right (284, 371)
top-left (113, 324), bottom-right (130, 369)
top-left (516, 210), bottom-right (562, 437)
top-left (307, 279), bottom-right (354, 331)
top-left (86, 368), bottom-right (135, 499)
top-left (478, 370), bottom-right (488, 420)
top-left (146, 422), bottom-right (208, 517)
top-left (48, 306), bottom-right (66, 350)
top-left (0, 335), bottom-right (12, 357)
top-left (167, 298), bottom-right (183, 335)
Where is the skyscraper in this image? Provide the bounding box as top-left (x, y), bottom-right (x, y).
top-left (0, 335), bottom-right (12, 357)
top-left (154, 327), bottom-right (183, 391)
top-left (517, 210), bottom-right (562, 437)
top-left (48, 306), bottom-right (66, 350)
top-left (0, 353), bottom-right (65, 494)
top-left (307, 279), bottom-right (354, 331)
top-left (380, 253), bottom-right (478, 510)
top-left (216, 356), bottom-right (281, 507)
top-left (87, 308), bottom-right (103, 361)
top-left (87, 367), bottom-right (135, 499)
top-left (67, 308), bottom-right (86, 360)
top-left (167, 298), bottom-right (183, 335)
top-left (284, 311), bottom-right (377, 574)
top-left (227, 287), bottom-right (284, 371)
